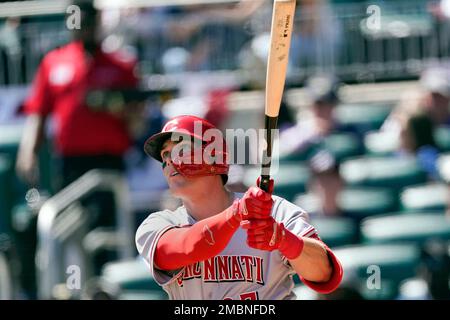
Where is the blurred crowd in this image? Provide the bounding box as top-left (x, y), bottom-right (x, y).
top-left (1, 0), bottom-right (450, 301)
top-left (0, 0), bottom-right (344, 84)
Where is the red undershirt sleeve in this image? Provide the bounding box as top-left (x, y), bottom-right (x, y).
top-left (154, 200), bottom-right (240, 271)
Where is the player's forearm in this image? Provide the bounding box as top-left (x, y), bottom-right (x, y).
top-left (289, 237), bottom-right (332, 283)
top-left (16, 114), bottom-right (46, 183)
top-left (19, 115), bottom-right (46, 156)
top-left (155, 201), bottom-right (240, 271)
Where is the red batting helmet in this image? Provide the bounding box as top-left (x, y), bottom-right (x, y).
top-left (144, 115), bottom-right (229, 181)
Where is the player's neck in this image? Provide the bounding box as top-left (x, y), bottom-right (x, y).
top-left (182, 186), bottom-right (234, 221)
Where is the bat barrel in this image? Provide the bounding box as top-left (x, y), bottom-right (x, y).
top-left (260, 0), bottom-right (296, 193)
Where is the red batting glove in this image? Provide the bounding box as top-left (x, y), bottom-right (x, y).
top-left (241, 217), bottom-right (304, 260)
top-left (237, 179), bottom-right (274, 220)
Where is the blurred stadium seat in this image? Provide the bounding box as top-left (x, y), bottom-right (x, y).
top-left (400, 183), bottom-right (448, 212)
top-left (365, 127), bottom-right (450, 155)
top-left (310, 216), bottom-right (359, 248)
top-left (361, 212), bottom-right (450, 245)
top-left (97, 258), bottom-right (167, 300)
top-left (364, 130), bottom-right (399, 156)
top-left (321, 133), bottom-right (363, 163)
top-left (244, 164), bottom-right (311, 202)
top-left (337, 187), bottom-right (398, 220)
top-left (340, 156), bottom-right (427, 189)
top-left (435, 126), bottom-right (450, 152)
top-left (293, 193), bottom-right (322, 215)
top-left (292, 284), bottom-right (318, 300)
top-left (277, 132), bottom-right (363, 164)
top-left (334, 244), bottom-right (421, 299)
top-left (334, 103), bottom-right (392, 134)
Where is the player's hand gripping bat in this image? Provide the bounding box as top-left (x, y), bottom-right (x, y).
top-left (259, 0), bottom-right (296, 193)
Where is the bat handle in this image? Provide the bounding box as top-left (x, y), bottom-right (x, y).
top-left (259, 175), bottom-right (271, 193)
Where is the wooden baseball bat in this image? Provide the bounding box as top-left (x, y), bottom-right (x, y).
top-left (260, 0), bottom-right (296, 192)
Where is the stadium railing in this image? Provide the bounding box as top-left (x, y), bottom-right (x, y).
top-left (36, 169), bottom-right (134, 299)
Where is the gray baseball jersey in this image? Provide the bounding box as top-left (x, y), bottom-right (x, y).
top-left (135, 194), bottom-right (318, 300)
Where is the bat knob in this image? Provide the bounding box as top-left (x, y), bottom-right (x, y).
top-left (258, 176), bottom-right (274, 194)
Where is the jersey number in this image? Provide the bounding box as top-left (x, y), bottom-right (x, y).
top-left (224, 291), bottom-right (258, 300)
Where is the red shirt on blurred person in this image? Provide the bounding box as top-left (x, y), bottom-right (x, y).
top-left (24, 40), bottom-right (138, 157)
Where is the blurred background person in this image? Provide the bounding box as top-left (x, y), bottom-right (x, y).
top-left (133, 0), bottom-right (266, 73)
top-left (169, 0), bottom-right (265, 71)
top-left (383, 67), bottom-right (450, 131)
top-left (279, 74), bottom-right (343, 156)
top-left (278, 74), bottom-right (348, 217)
top-left (290, 0), bottom-right (343, 73)
top-left (237, 0), bottom-right (342, 86)
top-left (16, 0), bottom-right (141, 189)
top-left (418, 67), bottom-right (450, 127)
top-left (401, 111), bottom-right (440, 181)
top-left (387, 93), bottom-right (441, 180)
top-left (15, 0), bottom-right (142, 286)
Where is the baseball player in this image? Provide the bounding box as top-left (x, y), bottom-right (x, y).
top-left (135, 115), bottom-right (343, 300)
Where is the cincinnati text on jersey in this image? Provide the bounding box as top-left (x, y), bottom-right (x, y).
top-left (176, 255), bottom-right (264, 286)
